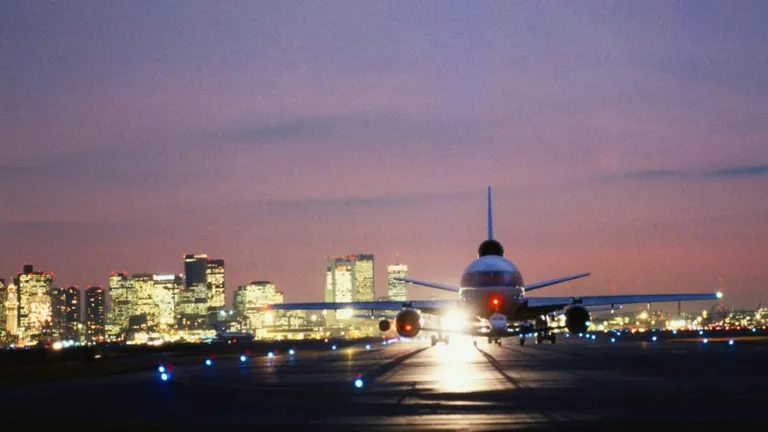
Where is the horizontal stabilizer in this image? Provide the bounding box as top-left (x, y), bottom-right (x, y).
top-left (525, 272), bottom-right (591, 291)
top-left (527, 292), bottom-right (722, 309)
top-left (394, 277), bottom-right (460, 293)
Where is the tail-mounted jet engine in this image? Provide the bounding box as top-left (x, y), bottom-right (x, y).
top-left (378, 319), bottom-right (391, 332)
top-left (395, 309), bottom-right (422, 338)
top-left (565, 306), bottom-right (591, 334)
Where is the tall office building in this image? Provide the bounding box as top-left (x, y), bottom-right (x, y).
top-left (85, 286), bottom-right (105, 342)
top-left (233, 281), bottom-right (284, 332)
top-left (387, 264), bottom-right (408, 301)
top-left (325, 254), bottom-right (376, 302)
top-left (184, 254), bottom-right (208, 289)
top-left (206, 259), bottom-right (225, 310)
top-left (4, 282), bottom-right (18, 336)
top-left (107, 273), bottom-right (134, 336)
top-left (131, 273), bottom-right (157, 327)
top-left (152, 274), bottom-right (182, 328)
top-left (51, 286), bottom-right (80, 339)
top-left (15, 264), bottom-right (53, 337)
top-left (0, 279), bottom-right (6, 333)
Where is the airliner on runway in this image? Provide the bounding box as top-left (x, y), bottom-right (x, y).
top-left (271, 188), bottom-right (722, 346)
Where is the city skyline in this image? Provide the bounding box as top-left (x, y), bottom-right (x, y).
top-left (2, 2), bottom-right (767, 308)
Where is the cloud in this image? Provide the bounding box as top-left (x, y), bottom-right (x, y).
top-left (606, 164), bottom-right (768, 182)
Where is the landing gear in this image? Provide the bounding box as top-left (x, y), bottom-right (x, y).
top-left (431, 334), bottom-right (450, 347)
top-left (549, 334), bottom-right (557, 344)
top-left (536, 333), bottom-right (544, 344)
top-left (519, 336), bottom-right (526, 346)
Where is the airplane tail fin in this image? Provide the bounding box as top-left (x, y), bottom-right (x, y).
top-left (487, 186), bottom-right (494, 240)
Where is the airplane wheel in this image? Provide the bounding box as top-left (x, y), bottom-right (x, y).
top-left (536, 334), bottom-right (544, 344)
top-left (496, 339), bottom-right (502, 347)
top-left (550, 334), bottom-right (556, 344)
top-left (431, 335), bottom-right (438, 347)
top-left (519, 337), bottom-right (526, 346)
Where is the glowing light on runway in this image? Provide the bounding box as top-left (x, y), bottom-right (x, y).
top-left (205, 359), bottom-right (213, 366)
top-left (702, 338), bottom-right (709, 344)
top-left (289, 349), bottom-right (296, 355)
top-left (331, 345), bottom-right (337, 350)
top-left (365, 345), bottom-right (370, 350)
top-left (673, 330), bottom-right (677, 335)
top-left (240, 355), bottom-right (247, 362)
top-left (699, 330), bottom-right (704, 336)
top-left (160, 373), bottom-right (169, 381)
top-left (441, 310), bottom-right (468, 332)
top-left (267, 352), bottom-right (274, 358)
top-left (591, 335), bottom-right (596, 340)
top-left (354, 378), bottom-right (364, 388)
top-left (158, 366), bottom-right (166, 373)
top-left (610, 338), bottom-right (616, 343)
top-left (728, 339), bottom-right (734, 346)
top-left (752, 328), bottom-right (757, 333)
top-left (652, 336), bottom-right (657, 342)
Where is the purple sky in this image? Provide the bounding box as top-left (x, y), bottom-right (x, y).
top-left (2, 1), bottom-right (767, 308)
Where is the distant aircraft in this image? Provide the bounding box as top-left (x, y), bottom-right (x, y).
top-left (271, 187), bottom-right (722, 346)
top-left (209, 324), bottom-right (254, 343)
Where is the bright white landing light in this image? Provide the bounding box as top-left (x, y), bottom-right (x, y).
top-left (354, 378), bottom-right (364, 388)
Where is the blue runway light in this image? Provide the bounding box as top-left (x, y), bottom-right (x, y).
top-left (728, 339), bottom-right (734, 346)
top-left (354, 378), bottom-right (364, 389)
top-left (267, 351), bottom-right (274, 358)
top-left (610, 338), bottom-right (616, 343)
top-left (289, 349), bottom-right (295, 355)
top-left (205, 359), bottom-right (213, 367)
top-left (382, 341), bottom-right (387, 345)
top-left (652, 336), bottom-right (657, 342)
top-left (699, 330), bottom-right (704, 335)
top-left (578, 333), bottom-right (583, 338)
top-left (331, 345), bottom-right (337, 350)
top-left (160, 373), bottom-right (169, 381)
top-left (158, 366), bottom-right (166, 373)
top-left (752, 328), bottom-right (757, 333)
top-left (365, 344), bottom-right (370, 350)
top-left (240, 354), bottom-right (247, 362)
top-left (591, 335), bottom-right (596, 340)
top-left (672, 330), bottom-right (677, 335)
top-left (702, 338), bottom-right (709, 344)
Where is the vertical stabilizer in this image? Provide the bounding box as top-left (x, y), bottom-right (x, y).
top-left (487, 186), bottom-right (494, 240)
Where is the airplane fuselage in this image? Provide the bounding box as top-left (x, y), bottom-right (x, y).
top-left (458, 255), bottom-right (526, 322)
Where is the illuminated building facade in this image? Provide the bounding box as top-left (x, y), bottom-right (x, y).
top-left (51, 286), bottom-right (80, 339)
top-left (206, 259), bottom-right (225, 311)
top-left (152, 274), bottom-right (182, 329)
top-left (0, 279), bottom-right (5, 333)
top-left (4, 282), bottom-right (18, 336)
top-left (325, 254), bottom-right (375, 322)
top-left (15, 264), bottom-right (53, 337)
top-left (85, 286), bottom-right (105, 341)
top-left (184, 254), bottom-right (208, 289)
top-left (233, 281), bottom-right (284, 333)
top-left (131, 273), bottom-right (157, 327)
top-left (387, 264), bottom-right (408, 301)
top-left (107, 273), bottom-right (133, 336)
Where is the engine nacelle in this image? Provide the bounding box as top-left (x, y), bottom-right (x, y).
top-left (395, 309), bottom-right (422, 338)
top-left (378, 319), bottom-right (391, 332)
top-left (565, 306), bottom-right (591, 334)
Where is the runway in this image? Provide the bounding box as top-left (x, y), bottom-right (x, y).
top-left (3, 335), bottom-right (768, 430)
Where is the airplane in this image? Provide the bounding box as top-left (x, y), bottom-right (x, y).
top-left (207, 324), bottom-right (255, 343)
top-left (269, 187), bottom-right (722, 346)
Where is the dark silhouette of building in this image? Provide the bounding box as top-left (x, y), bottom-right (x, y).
top-left (85, 286), bottom-right (105, 342)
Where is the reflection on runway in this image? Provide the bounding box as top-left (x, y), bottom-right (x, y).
top-left (4, 335), bottom-right (768, 428)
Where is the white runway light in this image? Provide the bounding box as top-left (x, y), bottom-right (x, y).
top-left (289, 349), bottom-right (295, 355)
top-left (158, 366), bottom-right (166, 373)
top-left (240, 354), bottom-right (247, 362)
top-left (354, 378), bottom-right (364, 389)
top-left (365, 344), bottom-right (371, 350)
top-left (267, 352), bottom-right (274, 358)
top-left (205, 359), bottom-right (213, 366)
top-left (160, 373), bottom-right (169, 381)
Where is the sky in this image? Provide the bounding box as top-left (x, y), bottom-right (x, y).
top-left (1, 1), bottom-right (767, 309)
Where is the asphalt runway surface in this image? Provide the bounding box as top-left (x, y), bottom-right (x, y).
top-left (3, 334), bottom-right (768, 430)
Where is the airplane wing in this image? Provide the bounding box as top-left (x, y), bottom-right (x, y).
top-left (267, 299), bottom-right (460, 315)
top-left (526, 292), bottom-right (722, 309)
top-left (524, 272), bottom-right (590, 291)
top-left (394, 277), bottom-right (460, 293)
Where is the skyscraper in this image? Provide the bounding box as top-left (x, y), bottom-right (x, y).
top-left (4, 282), bottom-right (18, 336)
top-left (184, 254), bottom-right (208, 289)
top-left (85, 286), bottom-right (105, 342)
top-left (206, 259), bottom-right (225, 310)
top-left (152, 274), bottom-right (182, 328)
top-left (325, 254), bottom-right (375, 303)
top-left (51, 286), bottom-right (80, 339)
top-left (233, 281), bottom-right (284, 332)
top-left (131, 273), bottom-right (157, 327)
top-left (15, 264), bottom-right (53, 338)
top-left (0, 279), bottom-right (6, 333)
top-left (107, 273), bottom-right (134, 336)
top-left (387, 264), bottom-right (408, 301)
